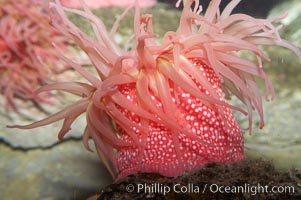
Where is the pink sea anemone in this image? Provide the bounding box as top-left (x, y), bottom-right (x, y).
top-left (0, 0), bottom-right (71, 117)
top-left (10, 0), bottom-right (301, 180)
top-left (61, 0), bottom-right (157, 9)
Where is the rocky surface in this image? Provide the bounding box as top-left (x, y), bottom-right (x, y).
top-left (96, 159), bottom-right (301, 200)
top-left (0, 1), bottom-right (300, 199)
top-left (0, 141), bottom-right (112, 200)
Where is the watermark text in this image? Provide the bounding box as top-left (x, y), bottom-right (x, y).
top-left (125, 183), bottom-right (295, 196)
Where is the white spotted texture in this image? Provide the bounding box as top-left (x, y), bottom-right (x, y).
top-left (115, 58), bottom-right (245, 178)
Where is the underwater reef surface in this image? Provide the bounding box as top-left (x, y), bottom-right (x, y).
top-left (0, 1), bottom-right (300, 199)
top-left (95, 159), bottom-right (301, 200)
top-left (0, 141), bottom-right (112, 199)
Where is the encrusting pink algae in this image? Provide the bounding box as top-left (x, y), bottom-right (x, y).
top-left (9, 0), bottom-right (301, 180)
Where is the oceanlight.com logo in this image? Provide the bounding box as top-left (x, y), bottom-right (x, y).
top-left (208, 183), bottom-right (295, 195)
top-left (125, 183), bottom-right (295, 196)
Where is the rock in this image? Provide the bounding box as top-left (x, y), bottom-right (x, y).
top-left (0, 141), bottom-right (112, 199)
top-left (1, 112), bottom-right (85, 148)
top-left (96, 159), bottom-right (301, 200)
top-left (0, 1), bottom-right (300, 199)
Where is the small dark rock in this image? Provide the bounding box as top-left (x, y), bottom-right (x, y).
top-left (95, 159), bottom-right (300, 200)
